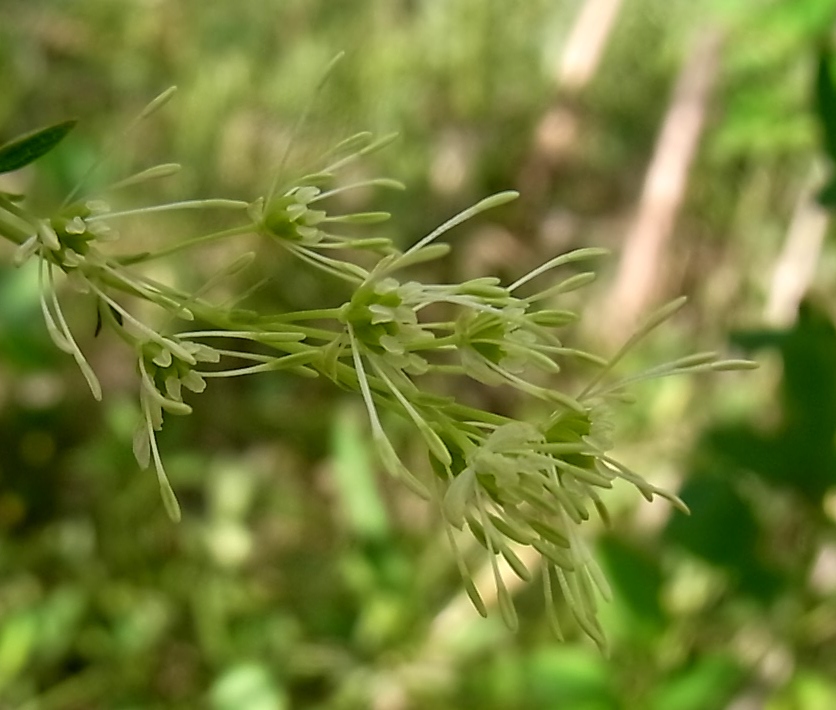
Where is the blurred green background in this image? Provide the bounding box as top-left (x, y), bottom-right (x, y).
top-left (2, 0), bottom-right (836, 708)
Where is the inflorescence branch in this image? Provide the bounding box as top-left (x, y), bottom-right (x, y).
top-left (0, 88), bottom-right (756, 649)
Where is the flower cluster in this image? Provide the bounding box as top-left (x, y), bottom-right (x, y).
top-left (0, 90), bottom-right (756, 647)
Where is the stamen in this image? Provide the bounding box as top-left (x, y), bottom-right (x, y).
top-left (143, 395), bottom-right (182, 522)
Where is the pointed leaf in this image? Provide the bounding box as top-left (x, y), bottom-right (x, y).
top-left (816, 46), bottom-right (836, 162)
top-left (0, 120), bottom-right (77, 174)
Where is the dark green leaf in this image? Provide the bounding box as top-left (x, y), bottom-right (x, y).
top-left (815, 45), bottom-right (836, 162)
top-left (818, 173), bottom-right (836, 207)
top-left (0, 119), bottom-right (77, 174)
top-left (599, 535), bottom-right (665, 631)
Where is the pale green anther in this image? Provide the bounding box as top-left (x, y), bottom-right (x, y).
top-left (421, 426), bottom-right (452, 467)
top-left (160, 337), bottom-right (196, 365)
top-left (374, 433), bottom-right (430, 500)
top-left (295, 185), bottom-right (320, 203)
top-left (87, 222), bottom-right (115, 240)
top-left (457, 279), bottom-right (508, 299)
top-left (85, 200), bottom-right (110, 214)
top-left (223, 251), bottom-right (256, 276)
top-left (533, 539), bottom-right (576, 571)
top-left (140, 86), bottom-right (178, 119)
top-left (368, 304), bottom-right (395, 324)
top-left (192, 344), bottom-right (221, 363)
top-left (711, 359), bottom-right (759, 371)
top-left (180, 371), bottom-right (207, 393)
top-left (61, 251), bottom-right (83, 268)
top-left (324, 211), bottom-right (390, 224)
top-left (65, 216), bottom-right (86, 234)
top-left (571, 603), bottom-right (606, 652)
top-left (108, 163), bottom-right (181, 191)
top-left (379, 334), bottom-right (405, 354)
top-left (38, 221), bottom-right (60, 250)
top-left (159, 476), bottom-right (182, 523)
top-left (533, 442), bottom-right (590, 455)
top-left (364, 177), bottom-right (405, 191)
top-left (155, 392), bottom-right (192, 416)
top-left (464, 578), bottom-right (488, 618)
top-left (500, 546), bottom-right (532, 582)
top-left (132, 426), bottom-right (151, 469)
top-left (286, 204), bottom-right (305, 220)
top-left (528, 309), bottom-right (578, 327)
top-left (544, 479), bottom-right (588, 524)
top-left (542, 387), bottom-right (586, 413)
top-left (658, 351), bottom-right (719, 370)
top-left (152, 348), bottom-right (173, 367)
top-left (487, 421), bottom-right (542, 448)
top-left (489, 514), bottom-right (536, 545)
top-left (529, 519), bottom-right (571, 548)
top-left (577, 567), bottom-right (599, 615)
top-left (76, 356), bottom-right (103, 401)
top-left (554, 460), bottom-right (613, 488)
top-left (530, 272), bottom-right (597, 302)
top-left (584, 553), bottom-right (613, 602)
top-left (385, 243), bottom-right (451, 272)
top-left (373, 277), bottom-right (399, 295)
top-left (544, 569), bottom-right (566, 641)
top-left (39, 303), bottom-right (72, 353)
top-left (403, 191), bottom-right (519, 261)
top-left (144, 395), bottom-right (163, 430)
top-left (13, 235), bottom-right (38, 265)
top-left (323, 132), bottom-right (399, 173)
top-left (297, 172), bottom-right (334, 187)
top-left (511, 346), bottom-right (562, 373)
top-left (510, 247), bottom-right (609, 292)
top-left (442, 466), bottom-right (476, 527)
top-left (247, 197), bottom-right (264, 222)
top-left (634, 296), bottom-right (688, 338)
top-left (467, 516), bottom-right (490, 550)
top-left (356, 132), bottom-right (399, 158)
top-left (462, 276), bottom-right (502, 288)
top-left (327, 131), bottom-right (374, 157)
top-left (495, 572), bottom-right (519, 632)
top-left (165, 376), bottom-right (182, 401)
top-left (335, 237), bottom-right (392, 250)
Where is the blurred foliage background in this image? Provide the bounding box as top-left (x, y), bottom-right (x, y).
top-left (2, 0), bottom-right (836, 708)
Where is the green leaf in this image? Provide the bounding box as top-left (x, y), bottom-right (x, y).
top-left (649, 655), bottom-right (743, 710)
top-left (818, 173), bottom-right (836, 207)
top-left (331, 405), bottom-right (390, 540)
top-left (210, 663), bottom-right (288, 710)
top-left (815, 45), bottom-right (836, 162)
top-left (0, 119), bottom-right (77, 174)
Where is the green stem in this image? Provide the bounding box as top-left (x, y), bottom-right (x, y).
top-left (0, 198), bottom-right (35, 245)
top-left (265, 307), bottom-right (343, 322)
top-left (117, 224), bottom-right (255, 265)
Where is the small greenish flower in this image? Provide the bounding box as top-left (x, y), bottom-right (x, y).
top-left (257, 132), bottom-right (405, 274)
top-left (20, 210), bottom-right (112, 402)
top-left (133, 338), bottom-right (220, 522)
top-left (340, 277), bottom-right (436, 374)
top-left (262, 185), bottom-right (328, 245)
top-left (428, 409), bottom-right (682, 649)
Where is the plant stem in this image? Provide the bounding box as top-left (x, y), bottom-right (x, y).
top-left (117, 224), bottom-right (256, 264)
top-left (0, 199), bottom-right (34, 245)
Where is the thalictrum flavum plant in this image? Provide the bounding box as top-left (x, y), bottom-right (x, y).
top-left (0, 87), bottom-right (755, 650)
